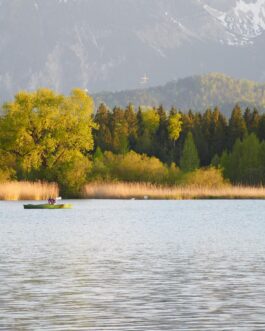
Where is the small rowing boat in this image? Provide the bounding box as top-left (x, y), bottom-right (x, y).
top-left (24, 204), bottom-right (72, 209)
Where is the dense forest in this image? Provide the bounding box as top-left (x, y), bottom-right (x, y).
top-left (1, 88), bottom-right (265, 196)
top-left (94, 73), bottom-right (265, 115)
top-left (93, 102), bottom-right (265, 185)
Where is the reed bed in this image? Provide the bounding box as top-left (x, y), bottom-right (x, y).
top-left (0, 181), bottom-right (59, 200)
top-left (83, 182), bottom-right (265, 200)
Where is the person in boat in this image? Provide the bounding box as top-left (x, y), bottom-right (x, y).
top-left (48, 198), bottom-right (56, 205)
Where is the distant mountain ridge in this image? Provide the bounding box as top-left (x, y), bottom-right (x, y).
top-left (93, 73), bottom-right (265, 115)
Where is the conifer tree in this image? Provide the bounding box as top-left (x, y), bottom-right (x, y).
top-left (155, 105), bottom-right (170, 162)
top-left (192, 112), bottom-right (208, 167)
top-left (211, 107), bottom-right (227, 158)
top-left (111, 107), bottom-right (129, 154)
top-left (259, 141), bottom-right (265, 182)
top-left (221, 134), bottom-right (262, 185)
top-left (258, 114), bottom-right (265, 141)
top-left (243, 107), bottom-right (252, 132)
top-left (243, 108), bottom-right (260, 135)
top-left (238, 133), bottom-right (261, 184)
top-left (180, 132), bottom-right (200, 172)
top-left (227, 105), bottom-right (247, 150)
top-left (221, 139), bottom-right (242, 182)
top-left (124, 103), bottom-right (138, 149)
top-left (94, 103), bottom-right (113, 152)
top-left (200, 108), bottom-right (212, 164)
top-left (249, 109), bottom-right (260, 134)
top-left (211, 154), bottom-right (220, 168)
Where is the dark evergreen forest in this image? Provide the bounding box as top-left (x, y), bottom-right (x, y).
top-left (94, 103), bottom-right (265, 185)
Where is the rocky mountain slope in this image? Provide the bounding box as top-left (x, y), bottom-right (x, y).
top-left (1, 0), bottom-right (265, 100)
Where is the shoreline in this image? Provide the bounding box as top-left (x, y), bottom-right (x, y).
top-left (1, 181), bottom-right (265, 201)
top-left (82, 182), bottom-right (265, 201)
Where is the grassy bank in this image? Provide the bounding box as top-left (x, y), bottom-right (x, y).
top-left (82, 182), bottom-right (265, 200)
top-left (0, 182), bottom-right (59, 201)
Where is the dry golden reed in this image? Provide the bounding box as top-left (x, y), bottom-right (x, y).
top-left (0, 181), bottom-right (59, 201)
top-left (83, 182), bottom-right (265, 200)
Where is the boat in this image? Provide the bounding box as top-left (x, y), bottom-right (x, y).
top-left (24, 204), bottom-right (72, 209)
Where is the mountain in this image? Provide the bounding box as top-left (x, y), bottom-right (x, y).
top-left (1, 0), bottom-right (265, 100)
top-left (93, 73), bottom-right (265, 115)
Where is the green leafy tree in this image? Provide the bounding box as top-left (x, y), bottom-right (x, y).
top-left (55, 151), bottom-right (92, 196)
top-left (168, 113), bottom-right (182, 145)
top-left (0, 88), bottom-right (96, 195)
top-left (180, 132), bottom-right (200, 172)
top-left (238, 133), bottom-right (261, 184)
top-left (171, 110), bottom-right (195, 165)
top-left (221, 134), bottom-right (262, 184)
top-left (135, 107), bottom-right (159, 155)
top-left (221, 139), bottom-right (243, 182)
top-left (141, 107), bottom-right (160, 134)
top-left (111, 107), bottom-right (129, 154)
top-left (94, 146), bottom-right (104, 160)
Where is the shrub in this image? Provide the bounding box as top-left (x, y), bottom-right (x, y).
top-left (182, 167), bottom-right (229, 188)
top-left (166, 163), bottom-right (183, 185)
top-left (0, 168), bottom-right (15, 182)
top-left (90, 151), bottom-right (173, 184)
top-left (115, 152), bottom-right (167, 183)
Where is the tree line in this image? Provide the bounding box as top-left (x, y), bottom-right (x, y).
top-left (1, 88), bottom-right (265, 196)
top-left (93, 102), bottom-right (265, 186)
top-left (94, 103), bottom-right (263, 167)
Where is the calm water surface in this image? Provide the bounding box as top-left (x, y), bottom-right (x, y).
top-left (1, 200), bottom-right (265, 330)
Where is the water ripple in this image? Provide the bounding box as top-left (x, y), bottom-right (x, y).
top-left (0, 200), bottom-right (265, 330)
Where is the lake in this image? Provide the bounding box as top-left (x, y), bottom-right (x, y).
top-left (1, 200), bottom-right (265, 330)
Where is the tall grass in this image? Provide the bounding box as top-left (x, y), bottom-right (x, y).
top-left (0, 181), bottom-right (59, 201)
top-left (83, 182), bottom-right (265, 200)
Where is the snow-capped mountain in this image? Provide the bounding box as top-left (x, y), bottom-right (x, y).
top-left (0, 0), bottom-right (265, 101)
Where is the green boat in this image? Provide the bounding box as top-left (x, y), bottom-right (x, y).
top-left (24, 204), bottom-right (72, 209)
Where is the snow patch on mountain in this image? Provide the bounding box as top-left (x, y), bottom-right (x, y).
top-left (233, 0), bottom-right (265, 36)
top-left (164, 11), bottom-right (196, 39)
top-left (203, 0), bottom-right (265, 45)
